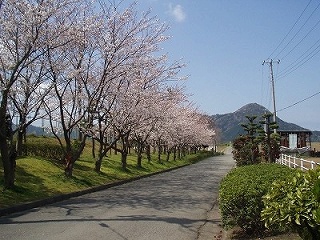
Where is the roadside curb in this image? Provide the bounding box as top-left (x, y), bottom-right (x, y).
top-left (0, 163), bottom-right (189, 217)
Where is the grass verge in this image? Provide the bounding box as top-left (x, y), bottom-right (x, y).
top-left (0, 149), bottom-right (219, 209)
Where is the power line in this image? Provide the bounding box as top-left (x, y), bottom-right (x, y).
top-left (268, 0), bottom-right (312, 59)
top-left (276, 40), bottom-right (320, 79)
top-left (277, 36), bottom-right (320, 75)
top-left (277, 90), bottom-right (320, 112)
top-left (280, 16), bottom-right (320, 61)
top-left (274, 1), bottom-right (320, 59)
top-left (267, 1), bottom-right (320, 81)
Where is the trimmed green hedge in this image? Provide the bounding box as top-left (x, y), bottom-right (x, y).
top-left (22, 136), bottom-right (64, 161)
top-left (219, 163), bottom-right (297, 235)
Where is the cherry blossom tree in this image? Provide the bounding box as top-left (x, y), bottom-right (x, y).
top-left (9, 57), bottom-right (52, 156)
top-left (109, 59), bottom-right (185, 169)
top-left (85, 2), bottom-right (184, 171)
top-left (0, 0), bottom-right (215, 187)
top-left (127, 73), bottom-right (187, 166)
top-left (148, 101), bottom-right (215, 162)
top-left (42, 1), bottom-right (104, 177)
top-left (0, 0), bottom-right (81, 188)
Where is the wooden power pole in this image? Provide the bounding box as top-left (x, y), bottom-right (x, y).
top-left (262, 59), bottom-right (280, 132)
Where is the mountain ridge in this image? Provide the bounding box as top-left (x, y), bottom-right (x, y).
top-left (211, 103), bottom-right (318, 142)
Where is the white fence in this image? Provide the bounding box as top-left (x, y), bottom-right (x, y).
top-left (277, 154), bottom-right (320, 171)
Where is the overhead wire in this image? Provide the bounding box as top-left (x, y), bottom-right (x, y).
top-left (280, 17), bottom-right (320, 61)
top-left (273, 0), bottom-right (320, 78)
top-left (274, 0), bottom-right (320, 60)
top-left (267, 0), bottom-right (316, 81)
top-left (264, 0), bottom-right (320, 114)
top-left (277, 90), bottom-right (320, 112)
top-left (268, 0), bottom-right (312, 59)
top-left (277, 38), bottom-right (320, 79)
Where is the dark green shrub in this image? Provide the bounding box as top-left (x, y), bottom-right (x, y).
top-left (22, 137), bottom-right (64, 161)
top-left (219, 163), bottom-right (296, 235)
top-left (262, 168), bottom-right (320, 240)
top-left (260, 133), bottom-right (280, 163)
top-left (232, 135), bottom-right (260, 166)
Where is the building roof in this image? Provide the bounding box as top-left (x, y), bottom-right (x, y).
top-left (278, 130), bottom-right (312, 134)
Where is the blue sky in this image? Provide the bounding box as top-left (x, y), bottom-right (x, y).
top-left (136, 0), bottom-right (320, 131)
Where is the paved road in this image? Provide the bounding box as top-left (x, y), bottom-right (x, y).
top-left (0, 154), bottom-right (234, 240)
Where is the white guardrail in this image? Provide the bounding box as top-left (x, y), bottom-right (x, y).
top-left (277, 154), bottom-right (320, 171)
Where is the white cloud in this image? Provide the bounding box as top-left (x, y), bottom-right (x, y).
top-left (168, 4), bottom-right (186, 22)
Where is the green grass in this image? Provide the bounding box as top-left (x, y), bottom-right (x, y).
top-left (0, 138), bottom-right (218, 209)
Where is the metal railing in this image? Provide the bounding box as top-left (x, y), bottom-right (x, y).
top-left (277, 154), bottom-right (320, 171)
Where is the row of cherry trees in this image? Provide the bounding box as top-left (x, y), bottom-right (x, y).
top-left (0, 0), bottom-right (215, 189)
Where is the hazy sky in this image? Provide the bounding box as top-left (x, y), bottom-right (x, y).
top-left (136, 0), bottom-right (320, 131)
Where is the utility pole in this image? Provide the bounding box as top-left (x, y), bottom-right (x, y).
top-left (262, 59), bottom-right (280, 132)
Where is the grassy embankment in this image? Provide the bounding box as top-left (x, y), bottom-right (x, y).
top-left (0, 136), bottom-right (219, 209)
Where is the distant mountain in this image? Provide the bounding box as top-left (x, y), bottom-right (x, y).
top-left (27, 125), bottom-right (44, 135)
top-left (211, 103), bottom-right (314, 142)
top-left (312, 131), bottom-right (320, 142)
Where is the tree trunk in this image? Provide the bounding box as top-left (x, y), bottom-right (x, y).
top-left (64, 152), bottom-right (73, 177)
top-left (0, 139), bottom-right (16, 189)
top-left (94, 140), bottom-right (104, 172)
top-left (146, 144), bottom-right (151, 163)
top-left (64, 162), bottom-right (73, 177)
top-left (137, 153), bottom-right (142, 168)
top-left (152, 144), bottom-right (156, 154)
top-left (16, 123), bottom-right (30, 156)
top-left (158, 145), bottom-right (161, 163)
top-left (166, 150), bottom-right (171, 162)
top-left (250, 138), bottom-right (256, 164)
top-left (15, 114), bottom-right (27, 156)
top-left (121, 151), bottom-right (127, 170)
top-left (16, 130), bottom-right (24, 156)
top-left (92, 138), bottom-right (95, 159)
top-left (0, 100), bottom-right (16, 189)
top-left (95, 157), bottom-right (102, 172)
top-left (114, 141), bottom-right (118, 155)
top-left (182, 146), bottom-right (186, 158)
top-left (64, 137), bottom-right (86, 177)
top-left (178, 147), bottom-right (181, 160)
top-left (157, 139), bottom-right (162, 163)
top-left (163, 144), bottom-right (167, 155)
top-left (120, 134), bottom-right (129, 171)
top-left (136, 142), bottom-right (143, 168)
top-left (173, 146), bottom-right (177, 161)
top-left (94, 153), bottom-right (103, 172)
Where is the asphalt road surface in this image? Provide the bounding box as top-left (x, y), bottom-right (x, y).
top-left (0, 153), bottom-right (234, 240)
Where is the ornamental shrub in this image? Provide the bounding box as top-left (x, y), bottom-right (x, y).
top-left (232, 135), bottom-right (260, 166)
top-left (261, 168), bottom-right (320, 240)
top-left (219, 163), bottom-right (296, 235)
